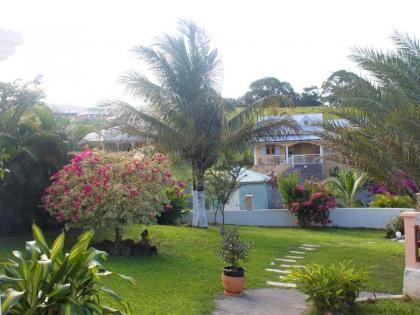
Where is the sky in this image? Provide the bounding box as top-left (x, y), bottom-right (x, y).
top-left (0, 0), bottom-right (419, 110)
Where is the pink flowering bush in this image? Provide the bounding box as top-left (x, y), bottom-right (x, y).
top-left (43, 148), bottom-right (180, 242)
top-left (279, 173), bottom-right (336, 228)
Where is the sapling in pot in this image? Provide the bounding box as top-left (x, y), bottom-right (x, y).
top-left (217, 229), bottom-right (253, 295)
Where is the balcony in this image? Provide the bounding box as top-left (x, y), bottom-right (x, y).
top-left (257, 154), bottom-right (322, 166)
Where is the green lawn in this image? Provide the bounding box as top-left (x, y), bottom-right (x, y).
top-left (0, 225), bottom-right (406, 314)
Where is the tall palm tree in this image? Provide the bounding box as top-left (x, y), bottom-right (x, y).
top-left (324, 170), bottom-right (367, 207)
top-left (319, 32), bottom-right (420, 196)
top-left (107, 20), bottom-right (296, 227)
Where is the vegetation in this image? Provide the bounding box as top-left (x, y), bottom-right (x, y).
top-left (278, 173), bottom-right (336, 228)
top-left (216, 228), bottom-right (253, 270)
top-left (43, 148), bottom-right (180, 245)
top-left (107, 20), bottom-right (296, 227)
top-left (0, 80), bottom-right (69, 235)
top-left (288, 261), bottom-right (369, 315)
top-left (0, 225), bottom-right (405, 314)
top-left (206, 166), bottom-right (243, 231)
top-left (324, 169), bottom-right (367, 207)
top-left (385, 216), bottom-right (405, 238)
top-left (319, 32), bottom-right (420, 197)
top-left (157, 183), bottom-right (190, 225)
top-left (369, 193), bottom-right (415, 208)
top-left (0, 224), bottom-right (133, 314)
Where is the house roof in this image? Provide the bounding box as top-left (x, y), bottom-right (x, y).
top-left (238, 169), bottom-right (270, 183)
top-left (256, 113), bottom-right (346, 143)
top-left (81, 127), bottom-right (141, 144)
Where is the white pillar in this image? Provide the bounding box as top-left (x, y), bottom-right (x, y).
top-left (319, 144), bottom-right (323, 163)
top-left (253, 146), bottom-right (258, 166)
top-left (285, 146), bottom-right (289, 163)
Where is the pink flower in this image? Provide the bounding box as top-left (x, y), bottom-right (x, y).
top-left (295, 184), bottom-right (305, 193)
top-left (56, 212), bottom-right (66, 222)
top-left (83, 185), bottom-right (92, 196)
top-left (311, 192), bottom-right (322, 200)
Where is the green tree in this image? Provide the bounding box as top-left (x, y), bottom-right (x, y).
top-left (107, 21), bottom-right (296, 227)
top-left (0, 80), bottom-right (69, 234)
top-left (324, 170), bottom-right (367, 207)
top-left (319, 32), bottom-right (420, 195)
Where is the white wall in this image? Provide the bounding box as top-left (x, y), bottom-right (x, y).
top-left (183, 208), bottom-right (412, 229)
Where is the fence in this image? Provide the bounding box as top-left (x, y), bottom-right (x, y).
top-left (183, 207), bottom-right (411, 229)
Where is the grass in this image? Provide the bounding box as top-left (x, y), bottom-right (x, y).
top-left (357, 299), bottom-right (420, 314)
top-left (0, 225), bottom-right (405, 314)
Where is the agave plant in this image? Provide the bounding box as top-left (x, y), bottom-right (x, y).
top-left (0, 224), bottom-right (134, 314)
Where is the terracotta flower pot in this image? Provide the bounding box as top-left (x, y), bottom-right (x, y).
top-left (222, 266), bottom-right (245, 295)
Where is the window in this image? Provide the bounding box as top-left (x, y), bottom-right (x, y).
top-left (266, 144), bottom-right (275, 155)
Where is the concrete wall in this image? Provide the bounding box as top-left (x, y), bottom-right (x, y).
top-left (183, 208), bottom-right (412, 229)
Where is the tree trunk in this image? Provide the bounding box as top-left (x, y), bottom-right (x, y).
top-left (192, 168), bottom-right (208, 228)
top-left (115, 226), bottom-right (123, 245)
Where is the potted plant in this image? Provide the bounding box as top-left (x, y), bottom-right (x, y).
top-left (217, 229), bottom-right (254, 295)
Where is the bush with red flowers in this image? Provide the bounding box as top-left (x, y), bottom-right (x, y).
top-left (279, 173), bottom-right (336, 228)
top-left (43, 148), bottom-right (182, 245)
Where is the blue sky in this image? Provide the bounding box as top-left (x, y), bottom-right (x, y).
top-left (0, 0), bottom-right (419, 110)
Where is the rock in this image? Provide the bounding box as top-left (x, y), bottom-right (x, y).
top-left (120, 239), bottom-right (135, 256)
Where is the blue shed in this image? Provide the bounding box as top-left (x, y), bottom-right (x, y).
top-left (237, 169), bottom-right (270, 210)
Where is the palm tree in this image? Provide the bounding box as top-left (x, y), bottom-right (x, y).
top-left (107, 20), bottom-right (296, 227)
top-left (324, 170), bottom-right (367, 207)
top-left (319, 32), bottom-right (420, 196)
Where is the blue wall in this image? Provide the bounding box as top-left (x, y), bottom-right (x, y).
top-left (239, 182), bottom-right (269, 210)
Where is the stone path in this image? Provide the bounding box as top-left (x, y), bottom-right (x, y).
top-left (265, 243), bottom-right (320, 288)
top-left (212, 288), bottom-right (308, 315)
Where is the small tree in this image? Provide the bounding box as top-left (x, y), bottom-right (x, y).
top-left (43, 148), bottom-right (179, 244)
top-left (206, 166), bottom-right (243, 233)
top-left (217, 229), bottom-right (253, 270)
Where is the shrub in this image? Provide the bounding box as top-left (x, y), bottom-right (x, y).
top-left (385, 216), bottom-right (405, 238)
top-left (0, 224), bottom-right (134, 314)
top-left (287, 261), bottom-right (369, 315)
top-left (216, 229), bottom-right (253, 270)
top-left (43, 148), bottom-right (181, 244)
top-left (279, 173), bottom-right (336, 228)
top-left (157, 182), bottom-right (190, 225)
top-left (369, 193), bottom-right (415, 208)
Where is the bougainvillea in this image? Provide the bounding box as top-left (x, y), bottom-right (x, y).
top-left (43, 148), bottom-right (181, 242)
top-left (279, 173), bottom-right (336, 228)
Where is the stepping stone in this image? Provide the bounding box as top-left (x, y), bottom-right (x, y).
top-left (299, 247), bottom-right (316, 251)
top-left (281, 264), bottom-right (304, 268)
top-left (286, 255), bottom-right (303, 259)
top-left (275, 258), bottom-right (296, 262)
top-left (278, 275), bottom-right (287, 280)
top-left (265, 268), bottom-right (291, 274)
top-left (267, 281), bottom-right (296, 288)
top-left (303, 244), bottom-right (320, 248)
top-left (270, 261), bottom-right (276, 265)
top-left (289, 251), bottom-right (305, 254)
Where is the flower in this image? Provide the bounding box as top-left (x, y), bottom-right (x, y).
top-left (83, 185), bottom-right (92, 196)
top-left (295, 184), bottom-right (305, 193)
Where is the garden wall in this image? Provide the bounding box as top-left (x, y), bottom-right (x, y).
top-left (183, 208), bottom-right (411, 229)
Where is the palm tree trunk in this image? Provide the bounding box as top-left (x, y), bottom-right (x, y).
top-left (192, 168), bottom-right (208, 228)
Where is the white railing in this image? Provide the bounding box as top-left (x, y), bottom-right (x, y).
top-left (290, 154), bottom-right (322, 166)
top-left (258, 154), bottom-right (322, 166)
top-left (257, 155), bottom-right (286, 165)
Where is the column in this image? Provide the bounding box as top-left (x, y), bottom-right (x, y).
top-left (319, 144), bottom-right (323, 163)
top-left (253, 146), bottom-right (258, 166)
top-left (285, 146), bottom-right (289, 163)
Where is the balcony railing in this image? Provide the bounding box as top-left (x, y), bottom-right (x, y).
top-left (258, 154), bottom-right (322, 166)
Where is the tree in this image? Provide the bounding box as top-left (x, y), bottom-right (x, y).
top-left (0, 80), bottom-right (69, 234)
top-left (320, 70), bottom-right (361, 106)
top-left (207, 166), bottom-right (243, 233)
top-left (318, 32), bottom-right (420, 196)
top-left (43, 149), bottom-right (178, 245)
top-left (107, 20), bottom-right (296, 227)
top-left (324, 169), bottom-right (367, 207)
top-left (240, 77), bottom-right (297, 106)
top-left (297, 86), bottom-right (323, 106)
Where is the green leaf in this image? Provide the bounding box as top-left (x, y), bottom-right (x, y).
top-left (100, 287), bottom-right (132, 315)
top-left (32, 223), bottom-right (49, 253)
top-left (1, 288), bottom-right (25, 313)
top-left (47, 283), bottom-right (71, 299)
top-left (29, 259), bottom-right (51, 307)
top-left (25, 241), bottom-right (41, 260)
top-left (50, 232), bottom-right (65, 261)
top-left (68, 230), bottom-right (95, 266)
